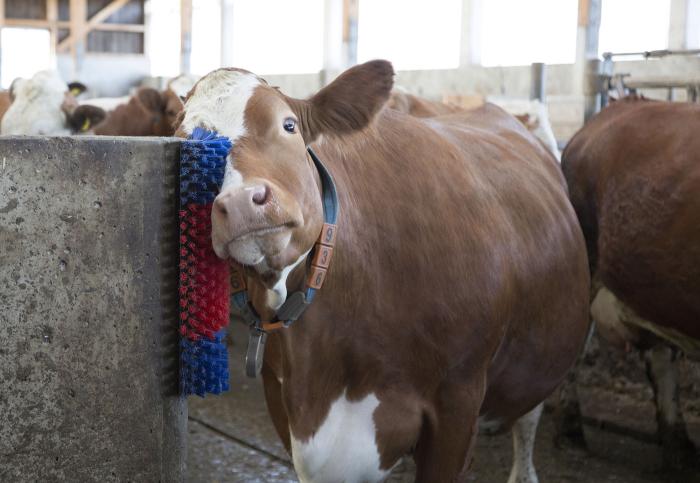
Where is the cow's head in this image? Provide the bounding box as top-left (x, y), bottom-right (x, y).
top-left (1, 70), bottom-right (72, 135)
top-left (135, 87), bottom-right (183, 136)
top-left (178, 60), bottom-right (393, 290)
top-left (66, 104), bottom-right (107, 133)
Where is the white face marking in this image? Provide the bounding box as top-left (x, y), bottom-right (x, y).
top-left (267, 250), bottom-right (310, 310)
top-left (507, 403), bottom-right (542, 483)
top-left (180, 69), bottom-right (260, 142)
top-left (1, 70), bottom-right (70, 136)
top-left (221, 158), bottom-right (243, 191)
top-left (291, 391), bottom-right (390, 483)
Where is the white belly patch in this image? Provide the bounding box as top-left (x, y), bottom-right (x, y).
top-left (290, 391), bottom-right (390, 483)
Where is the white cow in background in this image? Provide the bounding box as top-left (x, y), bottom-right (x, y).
top-left (1, 70), bottom-right (73, 136)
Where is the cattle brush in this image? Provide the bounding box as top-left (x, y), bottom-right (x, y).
top-left (179, 127), bottom-right (232, 397)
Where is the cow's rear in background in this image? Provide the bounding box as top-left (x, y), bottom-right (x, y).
top-left (561, 97), bottom-right (700, 467)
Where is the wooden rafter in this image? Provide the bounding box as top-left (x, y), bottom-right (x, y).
top-left (47, 0), bottom-right (58, 57)
top-left (3, 18), bottom-right (70, 29)
top-left (2, 18), bottom-right (142, 32)
top-left (58, 0), bottom-right (131, 52)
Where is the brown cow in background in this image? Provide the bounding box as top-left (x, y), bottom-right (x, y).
top-left (84, 86), bottom-right (183, 136)
top-left (561, 97), bottom-right (700, 467)
top-left (387, 88), bottom-right (464, 117)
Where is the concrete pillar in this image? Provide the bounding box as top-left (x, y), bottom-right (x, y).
top-left (181, 0), bottom-right (192, 74)
top-left (669, 0), bottom-right (689, 50)
top-left (320, 0), bottom-right (344, 85)
top-left (687, 0), bottom-right (700, 49)
top-left (459, 0), bottom-right (482, 66)
top-left (574, 0), bottom-right (602, 120)
top-left (530, 62), bottom-right (546, 102)
top-left (221, 0), bottom-right (235, 67)
top-left (342, 0), bottom-right (358, 67)
top-left (0, 137), bottom-right (186, 481)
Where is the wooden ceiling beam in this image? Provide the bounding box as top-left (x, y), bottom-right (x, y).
top-left (58, 0), bottom-right (131, 52)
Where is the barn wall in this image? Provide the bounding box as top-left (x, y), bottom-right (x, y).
top-left (0, 136), bottom-right (186, 482)
top-left (260, 55), bottom-right (700, 142)
top-left (57, 53), bottom-right (150, 96)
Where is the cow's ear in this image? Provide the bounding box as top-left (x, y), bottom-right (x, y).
top-left (67, 105), bottom-right (107, 132)
top-left (136, 87), bottom-right (165, 113)
top-left (67, 81), bottom-right (87, 97)
top-left (288, 60), bottom-right (394, 144)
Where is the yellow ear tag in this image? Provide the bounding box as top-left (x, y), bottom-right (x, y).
top-left (81, 118), bottom-right (91, 131)
top-left (71, 87), bottom-right (81, 96)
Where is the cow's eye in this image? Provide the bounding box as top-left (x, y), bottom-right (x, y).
top-left (283, 118), bottom-right (296, 133)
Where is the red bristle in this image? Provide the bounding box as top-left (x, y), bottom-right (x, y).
top-left (179, 202), bottom-right (230, 342)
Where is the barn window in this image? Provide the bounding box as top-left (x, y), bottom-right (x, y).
top-left (147, 0), bottom-right (180, 77)
top-left (598, 0), bottom-right (671, 56)
top-left (1, 28), bottom-right (52, 88)
top-left (191, 0), bottom-right (222, 75)
top-left (480, 0), bottom-right (578, 66)
top-left (356, 0), bottom-right (462, 70)
top-left (228, 0), bottom-right (324, 74)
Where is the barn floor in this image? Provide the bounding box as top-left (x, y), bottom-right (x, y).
top-left (187, 322), bottom-right (700, 482)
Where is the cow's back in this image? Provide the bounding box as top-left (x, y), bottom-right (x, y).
top-left (307, 104), bottom-right (589, 424)
top-left (562, 100), bottom-right (700, 341)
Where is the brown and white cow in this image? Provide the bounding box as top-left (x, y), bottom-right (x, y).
top-left (87, 87), bottom-right (183, 136)
top-left (179, 60), bottom-right (590, 482)
top-left (561, 97), bottom-right (700, 467)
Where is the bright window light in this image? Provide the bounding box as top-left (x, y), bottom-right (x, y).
top-left (357, 0), bottom-right (461, 70)
top-left (1, 28), bottom-right (52, 88)
top-left (481, 0), bottom-right (578, 66)
top-left (147, 0), bottom-right (180, 77)
top-left (230, 0), bottom-right (324, 74)
top-left (598, 0), bottom-right (671, 56)
top-left (191, 0), bottom-right (222, 75)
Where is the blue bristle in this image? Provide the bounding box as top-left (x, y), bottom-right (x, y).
top-left (179, 129), bottom-right (232, 205)
top-left (180, 331), bottom-right (230, 397)
top-left (179, 128), bottom-right (233, 397)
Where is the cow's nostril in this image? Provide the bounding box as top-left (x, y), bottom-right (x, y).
top-left (251, 185), bottom-right (270, 206)
top-left (214, 198), bottom-right (227, 215)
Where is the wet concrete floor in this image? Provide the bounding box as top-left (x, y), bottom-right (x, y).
top-left (187, 321), bottom-right (699, 482)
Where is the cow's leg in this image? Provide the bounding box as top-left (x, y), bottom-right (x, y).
top-left (553, 316), bottom-right (596, 449)
top-left (507, 403), bottom-right (543, 483)
top-left (644, 344), bottom-right (697, 467)
top-left (552, 365), bottom-right (586, 449)
top-left (413, 381), bottom-right (485, 483)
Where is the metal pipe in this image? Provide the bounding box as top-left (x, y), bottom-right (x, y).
top-left (584, 58), bottom-right (603, 122)
top-left (603, 48), bottom-right (700, 60)
top-left (530, 62), bottom-right (546, 102)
